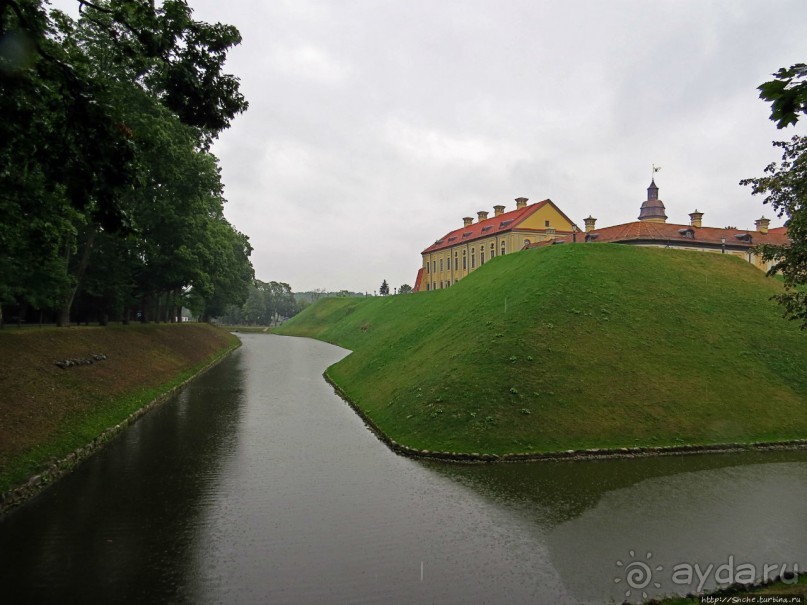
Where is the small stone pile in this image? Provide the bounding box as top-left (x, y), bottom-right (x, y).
top-left (55, 353), bottom-right (107, 369)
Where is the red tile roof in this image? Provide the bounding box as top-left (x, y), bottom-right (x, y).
top-left (413, 267), bottom-right (424, 292)
top-left (525, 221), bottom-right (790, 249)
top-left (421, 199), bottom-right (574, 254)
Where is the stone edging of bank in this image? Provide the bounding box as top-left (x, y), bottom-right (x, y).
top-left (0, 342), bottom-right (241, 517)
top-left (324, 371), bottom-right (807, 464)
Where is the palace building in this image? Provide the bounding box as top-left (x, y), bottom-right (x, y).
top-left (413, 198), bottom-right (578, 292)
top-left (524, 179), bottom-right (790, 272)
top-left (413, 180), bottom-right (790, 292)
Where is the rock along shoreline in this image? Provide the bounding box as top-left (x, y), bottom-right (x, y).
top-left (323, 371), bottom-right (807, 464)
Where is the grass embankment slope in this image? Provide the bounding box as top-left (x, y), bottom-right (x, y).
top-left (277, 244), bottom-right (807, 456)
top-left (0, 323), bottom-right (238, 493)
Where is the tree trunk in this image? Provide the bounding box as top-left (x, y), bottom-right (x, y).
top-left (59, 227), bottom-right (97, 327)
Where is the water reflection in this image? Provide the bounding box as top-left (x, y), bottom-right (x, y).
top-left (0, 353), bottom-right (246, 603)
top-left (1, 334), bottom-right (805, 605)
top-left (427, 451), bottom-right (807, 601)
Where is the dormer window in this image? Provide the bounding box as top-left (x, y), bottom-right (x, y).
top-left (678, 228), bottom-right (695, 239)
top-left (735, 233), bottom-right (753, 243)
top-left (585, 233), bottom-right (599, 242)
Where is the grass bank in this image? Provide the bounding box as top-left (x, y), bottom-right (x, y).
top-left (277, 244), bottom-right (807, 456)
top-left (0, 323), bottom-right (238, 497)
top-left (654, 573), bottom-right (806, 603)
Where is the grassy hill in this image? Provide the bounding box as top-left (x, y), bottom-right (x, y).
top-left (276, 244), bottom-right (807, 456)
top-left (0, 323), bottom-right (238, 495)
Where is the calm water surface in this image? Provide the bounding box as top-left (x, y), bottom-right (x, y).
top-left (1, 334), bottom-right (805, 604)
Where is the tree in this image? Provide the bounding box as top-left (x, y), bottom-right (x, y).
top-left (379, 280), bottom-right (389, 296)
top-left (758, 63), bottom-right (807, 129)
top-left (741, 63), bottom-right (807, 328)
top-left (0, 0), bottom-right (252, 325)
top-left (740, 135), bottom-right (807, 328)
top-left (398, 284), bottom-right (412, 294)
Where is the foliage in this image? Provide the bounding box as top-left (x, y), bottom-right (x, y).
top-left (0, 0), bottom-right (252, 326)
top-left (398, 284), bottom-right (412, 294)
top-left (219, 280), bottom-right (300, 326)
top-left (740, 135), bottom-right (807, 328)
top-left (278, 245), bottom-right (807, 455)
top-left (379, 280), bottom-right (389, 296)
top-left (742, 62), bottom-right (807, 328)
top-left (758, 63), bottom-right (807, 129)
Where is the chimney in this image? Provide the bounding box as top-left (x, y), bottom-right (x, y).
top-left (463, 216), bottom-right (474, 227)
top-left (584, 216), bottom-right (597, 233)
top-left (689, 210), bottom-right (704, 229)
top-left (477, 210), bottom-right (489, 222)
top-left (515, 197), bottom-right (528, 209)
top-left (493, 204), bottom-right (505, 217)
top-left (755, 216), bottom-right (770, 234)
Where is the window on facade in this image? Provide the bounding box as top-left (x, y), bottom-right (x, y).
top-left (454, 252), bottom-right (458, 271)
top-left (481, 249), bottom-right (485, 264)
top-left (501, 241), bottom-right (506, 256)
top-left (426, 283), bottom-right (430, 291)
top-left (471, 249), bottom-right (476, 268)
top-left (545, 220), bottom-right (550, 227)
top-left (490, 242), bottom-right (495, 258)
top-left (524, 239), bottom-right (530, 247)
top-left (432, 261), bottom-right (436, 272)
top-left (462, 250), bottom-right (467, 270)
top-left (440, 259), bottom-right (443, 271)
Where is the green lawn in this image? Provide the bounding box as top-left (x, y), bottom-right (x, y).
top-left (277, 244), bottom-right (807, 456)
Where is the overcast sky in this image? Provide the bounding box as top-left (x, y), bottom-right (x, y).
top-left (51, 0), bottom-right (807, 293)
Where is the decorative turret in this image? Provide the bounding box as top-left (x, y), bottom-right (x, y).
top-left (477, 210), bottom-right (489, 222)
top-left (689, 210), bottom-right (704, 229)
top-left (638, 179), bottom-right (667, 223)
top-left (584, 215), bottom-right (597, 232)
top-left (493, 205), bottom-right (505, 217)
top-left (515, 197), bottom-right (528, 209)
top-left (463, 217), bottom-right (474, 227)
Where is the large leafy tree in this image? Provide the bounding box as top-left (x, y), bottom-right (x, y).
top-left (0, 0), bottom-right (253, 325)
top-left (741, 63), bottom-right (807, 328)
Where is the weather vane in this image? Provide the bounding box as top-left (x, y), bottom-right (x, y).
top-left (651, 164), bottom-right (661, 181)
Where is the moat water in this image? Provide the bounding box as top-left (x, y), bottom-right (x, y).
top-left (1, 334), bottom-right (805, 604)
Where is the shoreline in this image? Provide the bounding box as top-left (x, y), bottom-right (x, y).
top-left (324, 371), bottom-right (807, 463)
top-left (0, 340), bottom-right (240, 517)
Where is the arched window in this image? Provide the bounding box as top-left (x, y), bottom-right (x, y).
top-left (501, 241), bottom-right (506, 256)
top-left (481, 247), bottom-right (485, 265)
top-left (471, 249), bottom-right (476, 268)
top-left (454, 251), bottom-right (458, 271)
top-left (490, 242), bottom-right (495, 258)
top-left (462, 249), bottom-right (467, 270)
top-left (440, 258), bottom-right (443, 271)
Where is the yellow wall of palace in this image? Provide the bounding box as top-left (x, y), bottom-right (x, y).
top-left (420, 204), bottom-right (576, 291)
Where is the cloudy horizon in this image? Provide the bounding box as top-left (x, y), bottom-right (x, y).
top-left (49, 0), bottom-right (807, 294)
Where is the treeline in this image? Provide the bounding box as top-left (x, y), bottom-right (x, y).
top-left (219, 281), bottom-right (300, 326)
top-left (0, 0), bottom-right (253, 326)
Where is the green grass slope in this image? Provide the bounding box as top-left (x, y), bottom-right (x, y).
top-left (0, 323), bottom-right (238, 493)
top-left (277, 244), bottom-right (807, 456)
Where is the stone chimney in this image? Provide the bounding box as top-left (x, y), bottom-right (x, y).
top-left (584, 216), bottom-right (597, 233)
top-left (515, 197), bottom-right (528, 209)
top-left (755, 216), bottom-right (770, 234)
top-left (689, 210), bottom-right (704, 229)
top-left (493, 204), bottom-right (505, 217)
top-left (477, 210), bottom-right (489, 222)
top-left (463, 216), bottom-right (474, 227)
